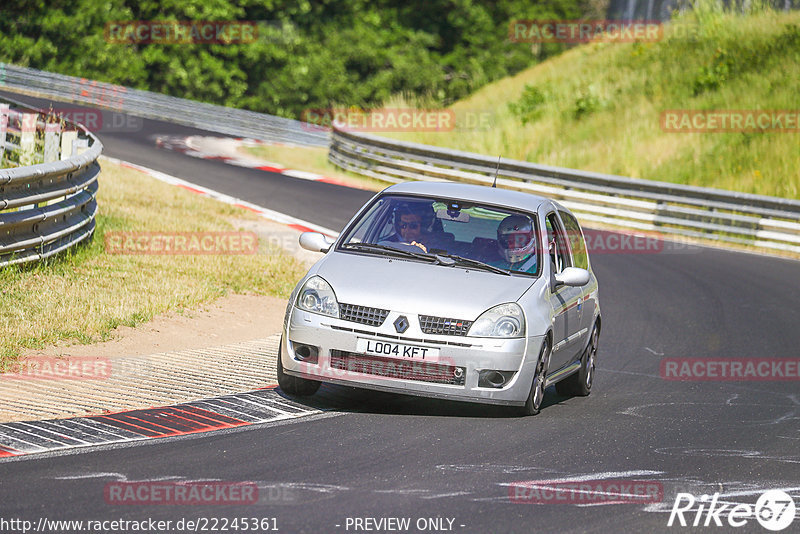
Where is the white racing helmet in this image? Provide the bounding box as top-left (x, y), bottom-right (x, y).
top-left (497, 215), bottom-right (536, 263)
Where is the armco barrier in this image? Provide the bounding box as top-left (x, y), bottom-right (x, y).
top-left (0, 63), bottom-right (327, 147)
top-left (329, 126), bottom-right (800, 254)
top-left (4, 64), bottom-right (797, 254)
top-left (0, 97), bottom-right (100, 267)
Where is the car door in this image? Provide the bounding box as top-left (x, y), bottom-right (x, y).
top-left (558, 210), bottom-right (593, 351)
top-left (546, 212), bottom-right (582, 372)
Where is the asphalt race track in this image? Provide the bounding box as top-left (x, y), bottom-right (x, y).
top-left (1, 90), bottom-right (799, 533)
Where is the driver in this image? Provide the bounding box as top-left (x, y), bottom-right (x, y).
top-left (494, 214), bottom-right (537, 273)
top-left (386, 203), bottom-right (434, 252)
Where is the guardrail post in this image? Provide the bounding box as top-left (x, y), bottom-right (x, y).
top-left (60, 130), bottom-right (77, 160)
top-left (43, 122), bottom-right (61, 163)
top-left (0, 103), bottom-right (8, 162)
top-left (19, 112), bottom-right (37, 166)
top-left (73, 138), bottom-right (89, 155)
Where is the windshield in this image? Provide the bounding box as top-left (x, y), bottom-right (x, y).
top-left (338, 194), bottom-right (540, 276)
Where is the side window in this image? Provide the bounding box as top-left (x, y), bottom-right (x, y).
top-left (546, 213), bottom-right (571, 274)
top-left (346, 198), bottom-right (391, 243)
top-left (558, 211), bottom-right (588, 270)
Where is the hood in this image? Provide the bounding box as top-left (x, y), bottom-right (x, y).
top-left (312, 250), bottom-right (537, 320)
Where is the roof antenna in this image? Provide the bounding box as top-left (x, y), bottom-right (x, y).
top-left (492, 156), bottom-right (501, 188)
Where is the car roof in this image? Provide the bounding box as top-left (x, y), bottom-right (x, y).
top-left (383, 181), bottom-right (551, 213)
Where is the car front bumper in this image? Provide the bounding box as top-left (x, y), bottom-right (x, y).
top-left (282, 307), bottom-right (546, 406)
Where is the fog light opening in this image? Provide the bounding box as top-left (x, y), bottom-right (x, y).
top-left (291, 342), bottom-right (319, 364)
top-left (478, 370), bottom-right (515, 389)
top-left (486, 371), bottom-right (505, 387)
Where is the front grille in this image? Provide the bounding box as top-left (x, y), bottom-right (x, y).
top-left (330, 350), bottom-right (466, 386)
top-left (419, 315), bottom-right (473, 336)
top-left (339, 303), bottom-right (389, 327)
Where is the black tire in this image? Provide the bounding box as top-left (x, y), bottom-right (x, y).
top-left (277, 341), bottom-right (321, 396)
top-left (517, 339), bottom-right (551, 416)
top-left (555, 323), bottom-right (599, 397)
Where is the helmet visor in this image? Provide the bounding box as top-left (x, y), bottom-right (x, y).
top-left (499, 232), bottom-right (532, 250)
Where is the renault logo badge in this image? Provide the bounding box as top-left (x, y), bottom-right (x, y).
top-left (394, 316), bottom-right (409, 334)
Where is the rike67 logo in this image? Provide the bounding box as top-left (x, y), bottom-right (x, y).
top-left (668, 490), bottom-right (796, 531)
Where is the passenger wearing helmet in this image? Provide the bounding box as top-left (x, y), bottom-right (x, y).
top-left (494, 214), bottom-right (537, 273)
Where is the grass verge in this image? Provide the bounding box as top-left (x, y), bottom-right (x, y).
top-left (0, 160), bottom-right (308, 369)
top-left (379, 7), bottom-right (800, 199)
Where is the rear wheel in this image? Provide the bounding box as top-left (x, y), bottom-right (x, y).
top-left (517, 339), bottom-right (551, 416)
top-left (277, 341), bottom-right (321, 396)
top-left (555, 323), bottom-right (598, 397)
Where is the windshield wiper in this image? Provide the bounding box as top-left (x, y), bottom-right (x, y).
top-left (342, 242), bottom-right (437, 262)
top-left (343, 243), bottom-right (511, 274)
top-left (434, 253), bottom-right (511, 275)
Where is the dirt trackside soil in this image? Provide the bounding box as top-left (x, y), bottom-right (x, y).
top-left (19, 293), bottom-right (286, 360)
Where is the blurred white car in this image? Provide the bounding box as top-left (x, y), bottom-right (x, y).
top-left (279, 182), bottom-right (600, 415)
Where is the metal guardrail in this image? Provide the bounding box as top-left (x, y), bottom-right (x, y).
top-left (0, 63), bottom-right (328, 148)
top-left (0, 98), bottom-right (101, 267)
top-left (4, 64), bottom-right (797, 254)
top-left (329, 126), bottom-right (800, 254)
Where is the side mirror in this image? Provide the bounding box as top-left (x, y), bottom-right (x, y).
top-left (554, 267), bottom-right (590, 287)
top-left (299, 232), bottom-right (333, 253)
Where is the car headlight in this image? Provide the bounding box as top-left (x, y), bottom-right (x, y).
top-left (468, 303), bottom-right (525, 338)
top-left (296, 276), bottom-right (340, 318)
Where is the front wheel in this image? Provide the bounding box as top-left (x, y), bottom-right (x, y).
top-left (556, 323), bottom-right (598, 397)
top-left (277, 341), bottom-right (321, 396)
top-left (517, 339), bottom-right (551, 416)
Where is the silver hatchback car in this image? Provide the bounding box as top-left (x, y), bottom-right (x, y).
top-left (279, 182), bottom-right (600, 415)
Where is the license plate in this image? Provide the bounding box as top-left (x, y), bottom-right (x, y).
top-left (356, 339), bottom-right (440, 361)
